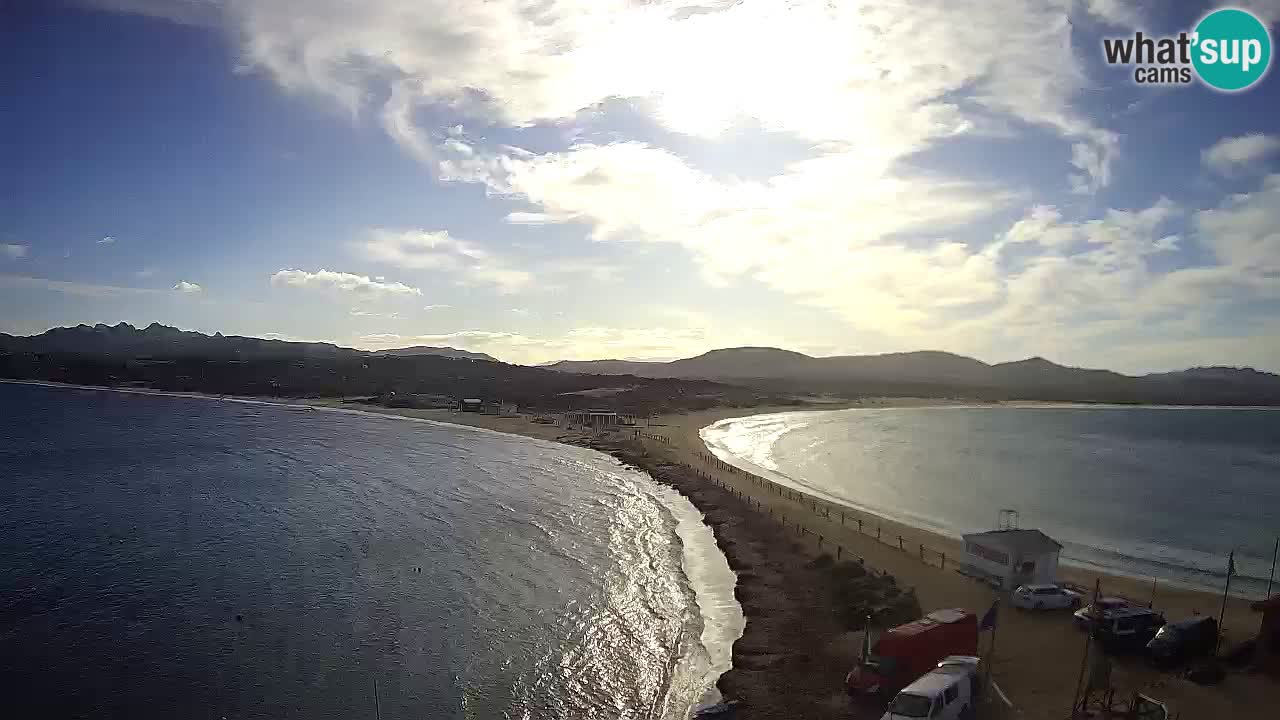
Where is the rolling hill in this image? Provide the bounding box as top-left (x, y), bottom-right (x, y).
top-left (547, 347), bottom-right (1280, 405)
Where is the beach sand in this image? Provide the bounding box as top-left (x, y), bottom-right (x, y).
top-left (365, 400), bottom-right (1277, 719)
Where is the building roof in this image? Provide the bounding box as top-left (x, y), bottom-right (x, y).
top-left (962, 528), bottom-right (1062, 554)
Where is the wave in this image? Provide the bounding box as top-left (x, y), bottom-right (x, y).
top-left (651, 483), bottom-right (746, 717)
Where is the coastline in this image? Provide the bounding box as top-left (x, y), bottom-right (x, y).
top-left (371, 401), bottom-right (1276, 719)
top-left (7, 380), bottom-right (1276, 717)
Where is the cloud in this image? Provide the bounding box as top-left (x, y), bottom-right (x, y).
top-left (172, 280), bottom-right (203, 293)
top-left (349, 309), bottom-right (401, 318)
top-left (464, 140), bottom-right (1017, 326)
top-left (2, 243), bottom-right (29, 260)
top-left (422, 304), bottom-right (452, 311)
top-left (270, 268), bottom-right (422, 296)
top-left (359, 229), bottom-right (533, 294)
top-left (505, 211), bottom-right (570, 225)
top-left (1202, 134), bottom-right (1280, 175)
top-left (101, 0), bottom-right (1118, 194)
top-left (1082, 0), bottom-right (1144, 27)
top-left (1235, 0), bottom-right (1280, 25)
top-left (97, 236), bottom-right (116, 245)
top-left (358, 228), bottom-right (618, 293)
top-left (0, 274), bottom-right (161, 298)
top-left (135, 268), bottom-right (157, 279)
top-left (1195, 173), bottom-right (1280, 274)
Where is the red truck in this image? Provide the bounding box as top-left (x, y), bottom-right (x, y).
top-left (846, 608), bottom-right (978, 696)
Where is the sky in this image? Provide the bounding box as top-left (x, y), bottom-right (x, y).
top-left (3, 0), bottom-right (1280, 372)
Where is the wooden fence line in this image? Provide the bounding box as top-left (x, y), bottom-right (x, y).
top-left (658, 444), bottom-right (954, 571)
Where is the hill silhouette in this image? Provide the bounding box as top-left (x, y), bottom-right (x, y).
top-left (547, 347), bottom-right (1280, 405)
top-left (0, 324), bottom-right (777, 413)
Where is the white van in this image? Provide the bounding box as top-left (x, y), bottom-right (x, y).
top-left (879, 662), bottom-right (974, 720)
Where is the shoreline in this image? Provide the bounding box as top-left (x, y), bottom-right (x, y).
top-left (391, 402), bottom-right (1276, 719)
top-left (8, 381), bottom-right (1277, 717)
top-left (698, 410), bottom-right (1271, 601)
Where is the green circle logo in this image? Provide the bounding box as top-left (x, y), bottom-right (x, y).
top-left (1192, 8), bottom-right (1272, 91)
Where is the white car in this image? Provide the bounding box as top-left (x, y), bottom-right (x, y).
top-left (881, 662), bottom-right (975, 720)
top-left (1011, 584), bottom-right (1083, 610)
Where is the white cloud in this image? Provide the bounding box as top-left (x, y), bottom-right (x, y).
top-left (102, 0), bottom-right (1118, 193)
top-left (422, 304), bottom-right (453, 311)
top-left (270, 268), bottom-right (422, 296)
top-left (97, 236), bottom-right (116, 245)
top-left (359, 229), bottom-right (533, 294)
top-left (135, 268), bottom-right (157, 279)
top-left (505, 211), bottom-right (568, 225)
top-left (2, 243), bottom-right (29, 260)
top-left (1082, 0), bottom-right (1144, 27)
top-left (0, 274), bottom-right (160, 298)
top-left (466, 140), bottom-right (1017, 329)
top-left (358, 228), bottom-right (618, 293)
top-left (350, 309), bottom-right (401, 319)
top-left (1195, 173), bottom-right (1280, 274)
top-left (172, 280), bottom-right (203, 293)
top-left (1202, 134), bottom-right (1280, 175)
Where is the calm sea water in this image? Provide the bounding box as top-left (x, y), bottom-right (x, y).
top-left (703, 406), bottom-right (1280, 599)
top-left (0, 383), bottom-right (742, 719)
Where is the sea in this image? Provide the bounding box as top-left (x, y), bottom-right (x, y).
top-left (702, 405), bottom-right (1280, 600)
top-left (0, 382), bottom-right (743, 719)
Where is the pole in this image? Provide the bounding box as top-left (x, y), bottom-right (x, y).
top-left (984, 600), bottom-right (1000, 698)
top-left (1149, 577), bottom-right (1157, 609)
top-left (373, 678), bottom-right (381, 720)
top-left (1215, 550), bottom-right (1235, 655)
top-left (1267, 537), bottom-right (1278, 599)
top-left (1069, 580), bottom-right (1101, 716)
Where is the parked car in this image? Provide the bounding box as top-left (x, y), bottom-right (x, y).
top-left (880, 662), bottom-right (975, 720)
top-left (847, 609), bottom-right (978, 697)
top-left (1012, 583), bottom-right (1083, 610)
top-left (1091, 607), bottom-right (1167, 654)
top-left (1072, 597), bottom-right (1130, 629)
top-left (935, 655), bottom-right (981, 701)
top-left (1147, 616), bottom-right (1218, 666)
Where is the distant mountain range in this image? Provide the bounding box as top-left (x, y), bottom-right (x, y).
top-left (0, 323), bottom-right (493, 362)
top-left (4, 325), bottom-right (1278, 406)
top-left (546, 347), bottom-right (1280, 405)
top-left (0, 323), bottom-right (770, 412)
top-left (371, 346), bottom-right (498, 362)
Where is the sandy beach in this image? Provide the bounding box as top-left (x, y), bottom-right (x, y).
top-left (354, 399), bottom-right (1277, 719)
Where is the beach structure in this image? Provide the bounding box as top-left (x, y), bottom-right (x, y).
top-left (1252, 595), bottom-right (1280, 676)
top-left (480, 400), bottom-right (519, 416)
top-left (959, 528), bottom-right (1063, 590)
top-left (458, 398), bottom-right (482, 412)
top-left (564, 409), bottom-right (638, 430)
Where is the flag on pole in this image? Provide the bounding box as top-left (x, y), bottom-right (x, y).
top-left (980, 600), bottom-right (999, 631)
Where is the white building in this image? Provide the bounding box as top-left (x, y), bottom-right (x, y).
top-left (959, 529), bottom-right (1062, 590)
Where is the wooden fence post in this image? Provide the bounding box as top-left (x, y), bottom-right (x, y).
top-left (941, 552), bottom-right (946, 569)
top-left (877, 525), bottom-right (882, 541)
top-left (899, 535), bottom-right (904, 551)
